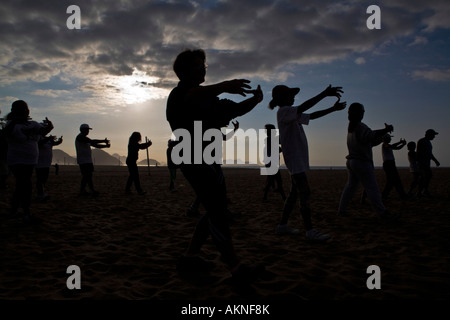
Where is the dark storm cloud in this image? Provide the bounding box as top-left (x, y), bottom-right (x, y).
top-left (0, 0), bottom-right (449, 87)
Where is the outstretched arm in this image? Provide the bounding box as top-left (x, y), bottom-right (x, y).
top-left (297, 85), bottom-right (343, 114)
top-left (139, 140), bottom-right (152, 149)
top-left (372, 123), bottom-right (394, 145)
top-left (91, 138), bottom-right (110, 148)
top-left (234, 85), bottom-right (263, 117)
top-left (186, 79), bottom-right (253, 102)
top-left (52, 136), bottom-right (63, 146)
top-left (309, 99), bottom-right (347, 120)
top-left (390, 139), bottom-right (406, 150)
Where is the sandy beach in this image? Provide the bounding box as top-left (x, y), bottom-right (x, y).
top-left (1, 165), bottom-right (449, 306)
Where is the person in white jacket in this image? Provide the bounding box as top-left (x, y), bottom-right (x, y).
top-left (4, 100), bottom-right (53, 223)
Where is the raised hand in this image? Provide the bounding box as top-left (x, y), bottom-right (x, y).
top-left (248, 84), bottom-right (263, 103)
top-left (333, 98), bottom-right (347, 111)
top-left (223, 79), bottom-right (252, 96)
top-left (384, 123), bottom-right (394, 133)
top-left (323, 85), bottom-right (344, 99)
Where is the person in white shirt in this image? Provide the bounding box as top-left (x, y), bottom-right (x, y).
top-left (338, 103), bottom-right (399, 220)
top-left (4, 100), bottom-right (53, 223)
top-left (269, 84), bottom-right (346, 242)
top-left (75, 123), bottom-right (110, 196)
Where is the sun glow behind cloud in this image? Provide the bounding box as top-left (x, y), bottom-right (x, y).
top-left (86, 68), bottom-right (170, 106)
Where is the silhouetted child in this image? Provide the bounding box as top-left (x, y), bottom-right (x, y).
top-left (75, 123), bottom-right (110, 197)
top-left (381, 134), bottom-right (407, 200)
top-left (36, 134), bottom-right (63, 201)
top-left (4, 100), bottom-right (54, 223)
top-left (338, 103), bottom-right (399, 221)
top-left (167, 139), bottom-right (178, 191)
top-left (262, 124), bottom-right (286, 202)
top-left (417, 129), bottom-right (440, 197)
top-left (166, 49), bottom-right (264, 282)
top-left (125, 132), bottom-right (152, 195)
top-left (407, 141), bottom-right (419, 196)
top-left (269, 84), bottom-right (346, 242)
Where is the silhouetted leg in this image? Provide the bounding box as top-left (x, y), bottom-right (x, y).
top-left (10, 164), bottom-right (34, 215)
top-left (382, 161), bottom-right (395, 199)
top-left (358, 163), bottom-right (386, 216)
top-left (391, 165), bottom-right (406, 198)
top-left (35, 168), bottom-right (45, 197)
top-left (181, 164), bottom-right (240, 269)
top-left (408, 172), bottom-right (420, 195)
top-left (274, 171), bottom-right (286, 200)
top-left (125, 163), bottom-right (133, 191)
top-left (292, 173), bottom-right (313, 231)
top-left (338, 160), bottom-right (361, 214)
top-left (280, 175), bottom-right (298, 225)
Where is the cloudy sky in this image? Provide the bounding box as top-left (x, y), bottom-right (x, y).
top-left (1, 0), bottom-right (449, 167)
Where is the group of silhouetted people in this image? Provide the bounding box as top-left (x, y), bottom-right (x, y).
top-left (0, 48), bottom-right (441, 284)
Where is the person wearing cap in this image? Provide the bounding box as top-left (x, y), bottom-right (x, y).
top-left (380, 134), bottom-right (407, 200)
top-left (338, 103), bottom-right (399, 221)
top-left (75, 123), bottom-right (110, 196)
top-left (269, 84), bottom-right (346, 241)
top-left (3, 100), bottom-right (54, 223)
top-left (416, 129), bottom-right (440, 197)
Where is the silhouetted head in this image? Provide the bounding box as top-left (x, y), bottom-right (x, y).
top-left (382, 134), bottom-right (392, 143)
top-left (173, 49), bottom-right (207, 84)
top-left (407, 141), bottom-right (416, 151)
top-left (425, 129), bottom-right (438, 140)
top-left (7, 100), bottom-right (30, 122)
top-left (130, 131), bottom-right (142, 142)
top-left (79, 123), bottom-right (92, 135)
top-left (347, 103), bottom-right (365, 133)
top-left (348, 103), bottom-right (365, 122)
top-left (269, 85), bottom-right (300, 109)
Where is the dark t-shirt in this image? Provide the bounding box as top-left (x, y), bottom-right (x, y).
top-left (166, 81), bottom-right (242, 165)
top-left (417, 137), bottom-right (433, 167)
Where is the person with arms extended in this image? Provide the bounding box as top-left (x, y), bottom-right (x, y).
top-left (338, 103), bottom-right (399, 220)
top-left (75, 123), bottom-right (110, 197)
top-left (4, 100), bottom-right (54, 223)
top-left (125, 132), bottom-right (152, 195)
top-left (269, 84), bottom-right (346, 242)
top-left (166, 48), bottom-right (264, 282)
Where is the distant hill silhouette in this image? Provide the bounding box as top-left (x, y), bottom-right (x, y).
top-left (138, 158), bottom-right (160, 166)
top-left (52, 149), bottom-right (159, 166)
top-left (52, 149), bottom-right (77, 165)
